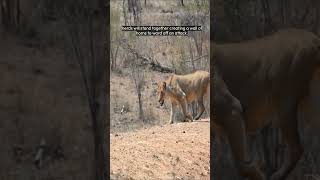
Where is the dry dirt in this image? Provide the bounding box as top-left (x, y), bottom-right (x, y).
top-left (110, 119), bottom-right (210, 180)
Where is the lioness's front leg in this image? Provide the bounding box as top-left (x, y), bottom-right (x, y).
top-left (173, 84), bottom-right (192, 122)
top-left (169, 102), bottom-right (177, 124)
top-left (213, 72), bottom-right (265, 180)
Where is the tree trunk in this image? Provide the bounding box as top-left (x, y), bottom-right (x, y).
top-left (313, 0), bottom-right (320, 34)
top-left (189, 41), bottom-right (195, 71)
top-left (65, 6), bottom-right (107, 179)
top-left (138, 92), bottom-right (144, 121)
top-left (261, 0), bottom-right (273, 34)
top-left (1, 0), bottom-right (19, 31)
top-left (123, 0), bottom-right (127, 26)
top-left (88, 13), bottom-right (106, 180)
top-left (280, 0), bottom-right (285, 26)
top-left (16, 0), bottom-right (19, 29)
top-left (180, 0), bottom-right (184, 6)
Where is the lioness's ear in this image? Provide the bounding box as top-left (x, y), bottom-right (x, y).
top-left (163, 82), bottom-right (166, 89)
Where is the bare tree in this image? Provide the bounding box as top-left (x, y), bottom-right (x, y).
top-left (188, 41), bottom-right (196, 71)
top-left (261, 0), bottom-right (273, 34)
top-left (179, 0), bottom-right (184, 6)
top-left (111, 33), bottom-right (120, 70)
top-left (0, 0), bottom-right (20, 30)
top-left (280, 0), bottom-right (287, 26)
top-left (127, 0), bottom-right (142, 25)
top-left (315, 0), bottom-right (320, 34)
top-left (62, 1), bottom-right (107, 179)
top-left (131, 60), bottom-right (145, 121)
top-left (194, 0), bottom-right (200, 7)
top-left (122, 0), bottom-right (128, 26)
top-left (190, 31), bottom-right (204, 62)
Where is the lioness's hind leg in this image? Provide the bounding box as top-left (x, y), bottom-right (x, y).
top-left (270, 110), bottom-right (303, 180)
top-left (195, 98), bottom-right (205, 120)
top-left (179, 98), bottom-right (193, 122)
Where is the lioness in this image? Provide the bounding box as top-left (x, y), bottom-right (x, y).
top-left (157, 70), bottom-right (209, 124)
top-left (212, 28), bottom-right (320, 180)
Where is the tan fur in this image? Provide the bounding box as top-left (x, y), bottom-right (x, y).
top-left (157, 70), bottom-right (210, 124)
top-left (212, 28), bottom-right (320, 180)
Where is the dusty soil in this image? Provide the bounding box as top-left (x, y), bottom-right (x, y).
top-left (110, 119), bottom-right (210, 180)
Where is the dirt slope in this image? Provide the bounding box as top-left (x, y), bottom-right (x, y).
top-left (110, 119), bottom-right (210, 180)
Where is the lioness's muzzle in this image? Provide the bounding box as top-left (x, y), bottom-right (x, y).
top-left (159, 100), bottom-right (164, 106)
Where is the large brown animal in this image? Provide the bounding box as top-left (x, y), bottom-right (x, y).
top-left (211, 29), bottom-right (320, 180)
top-left (157, 70), bottom-right (210, 124)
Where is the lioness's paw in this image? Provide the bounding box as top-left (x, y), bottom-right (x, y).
top-left (194, 116), bottom-right (200, 120)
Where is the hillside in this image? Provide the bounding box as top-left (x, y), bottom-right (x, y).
top-left (110, 119), bottom-right (210, 180)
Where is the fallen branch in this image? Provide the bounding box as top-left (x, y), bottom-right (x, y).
top-left (184, 54), bottom-right (208, 63)
top-left (149, 61), bottom-right (174, 73)
top-left (119, 40), bottom-right (174, 73)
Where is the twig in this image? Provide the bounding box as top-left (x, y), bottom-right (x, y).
top-left (120, 40), bottom-right (174, 73)
top-left (34, 138), bottom-right (46, 169)
top-left (184, 54), bottom-right (208, 63)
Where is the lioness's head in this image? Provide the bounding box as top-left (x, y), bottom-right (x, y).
top-left (157, 81), bottom-right (167, 106)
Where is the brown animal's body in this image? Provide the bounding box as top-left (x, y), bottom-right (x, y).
top-left (157, 70), bottom-right (210, 124)
top-left (211, 29), bottom-right (320, 180)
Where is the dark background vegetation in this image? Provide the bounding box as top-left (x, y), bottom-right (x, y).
top-left (212, 0), bottom-right (320, 179)
top-left (0, 0), bottom-right (107, 180)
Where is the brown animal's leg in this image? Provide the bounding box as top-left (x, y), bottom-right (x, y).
top-left (213, 74), bottom-right (265, 180)
top-left (270, 111), bottom-right (303, 180)
top-left (224, 101), bottom-right (265, 180)
top-left (195, 98), bottom-right (205, 120)
top-left (212, 123), bottom-right (222, 180)
top-left (179, 98), bottom-right (193, 122)
top-left (169, 102), bottom-right (177, 124)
